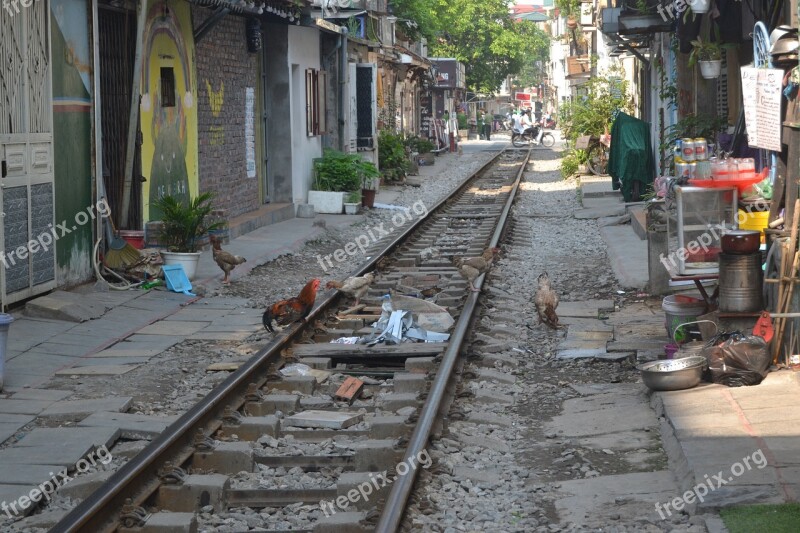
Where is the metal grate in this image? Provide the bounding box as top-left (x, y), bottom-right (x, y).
top-left (3, 186), bottom-right (30, 294)
top-left (30, 182), bottom-right (55, 285)
top-left (356, 66), bottom-right (373, 148)
top-left (99, 6), bottom-right (142, 229)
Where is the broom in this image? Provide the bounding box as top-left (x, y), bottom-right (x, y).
top-left (103, 206), bottom-right (141, 270)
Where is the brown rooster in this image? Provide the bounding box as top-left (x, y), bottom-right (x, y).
top-left (534, 271), bottom-right (559, 329)
top-left (262, 278), bottom-right (321, 332)
top-left (211, 236), bottom-right (246, 284)
top-left (326, 273), bottom-right (375, 306)
top-left (453, 247), bottom-right (501, 292)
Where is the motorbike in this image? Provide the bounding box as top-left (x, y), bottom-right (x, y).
top-left (544, 117), bottom-right (557, 129)
top-left (511, 125), bottom-right (555, 148)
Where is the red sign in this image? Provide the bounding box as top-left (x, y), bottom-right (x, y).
top-left (514, 92), bottom-right (531, 101)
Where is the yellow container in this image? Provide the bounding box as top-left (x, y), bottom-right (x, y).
top-left (738, 209), bottom-right (770, 243)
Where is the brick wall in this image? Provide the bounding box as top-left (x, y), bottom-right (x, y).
top-left (193, 9), bottom-right (260, 219)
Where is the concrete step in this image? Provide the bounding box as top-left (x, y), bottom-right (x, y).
top-left (629, 205), bottom-right (647, 241)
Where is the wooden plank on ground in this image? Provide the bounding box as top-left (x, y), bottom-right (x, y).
top-left (294, 343), bottom-right (446, 359)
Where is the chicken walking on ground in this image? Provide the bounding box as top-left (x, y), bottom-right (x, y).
top-left (211, 235), bottom-right (246, 284)
top-left (534, 271), bottom-right (559, 329)
top-left (453, 247), bottom-right (501, 292)
top-left (262, 278), bottom-right (321, 332)
top-left (326, 273), bottom-right (375, 306)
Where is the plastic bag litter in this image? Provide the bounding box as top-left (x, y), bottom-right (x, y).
top-left (279, 363), bottom-right (312, 377)
top-left (330, 337), bottom-right (360, 344)
top-left (704, 332), bottom-right (770, 387)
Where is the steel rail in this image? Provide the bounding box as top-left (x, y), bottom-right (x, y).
top-left (376, 148), bottom-right (530, 532)
top-left (52, 150), bottom-right (507, 533)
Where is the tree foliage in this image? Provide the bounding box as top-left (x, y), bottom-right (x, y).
top-left (390, 0), bottom-right (550, 93)
top-left (558, 70), bottom-right (634, 143)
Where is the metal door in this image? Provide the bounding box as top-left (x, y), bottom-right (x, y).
top-left (0, 0), bottom-right (56, 307)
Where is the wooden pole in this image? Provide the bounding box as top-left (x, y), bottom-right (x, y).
top-left (119, 0), bottom-right (148, 228)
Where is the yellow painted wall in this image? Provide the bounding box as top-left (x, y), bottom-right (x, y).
top-left (139, 0), bottom-right (198, 221)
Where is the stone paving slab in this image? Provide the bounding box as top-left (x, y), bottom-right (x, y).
top-left (72, 357), bottom-right (152, 367)
top-left (0, 424), bottom-right (21, 444)
top-left (554, 471), bottom-right (678, 527)
top-left (24, 291), bottom-right (108, 322)
top-left (0, 485), bottom-right (37, 517)
top-left (188, 330), bottom-right (253, 341)
top-left (557, 339), bottom-right (606, 351)
top-left (54, 364), bottom-right (139, 376)
top-left (558, 317), bottom-right (614, 331)
top-left (1, 372), bottom-right (53, 389)
top-left (34, 333), bottom-right (106, 347)
top-left (285, 410), bottom-right (363, 429)
top-left (31, 342), bottom-right (95, 357)
top-left (5, 353), bottom-right (79, 375)
top-left (1, 463), bottom-right (64, 485)
top-left (547, 401), bottom-right (657, 438)
top-left (210, 314), bottom-right (263, 326)
top-left (165, 308), bottom-right (231, 322)
top-left (124, 334), bottom-right (184, 347)
top-left (7, 389), bottom-right (71, 402)
top-left (13, 426), bottom-right (119, 451)
top-left (561, 391), bottom-right (645, 414)
top-left (193, 297), bottom-right (253, 309)
top-left (0, 413), bottom-right (36, 425)
top-left (557, 348), bottom-right (609, 359)
top-left (566, 330), bottom-right (614, 341)
top-left (607, 338), bottom-right (669, 353)
top-left (78, 411), bottom-right (178, 439)
top-left (136, 320), bottom-right (210, 336)
top-left (90, 347), bottom-right (166, 358)
top-left (39, 397), bottom-right (132, 417)
top-left (574, 205), bottom-right (626, 219)
top-left (0, 399), bottom-right (55, 415)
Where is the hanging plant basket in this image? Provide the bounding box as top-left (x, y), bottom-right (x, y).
top-left (699, 60), bottom-right (722, 79)
top-left (689, 0), bottom-right (710, 14)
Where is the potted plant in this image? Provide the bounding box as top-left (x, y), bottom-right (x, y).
top-left (310, 149), bottom-right (375, 214)
top-left (151, 192), bottom-right (223, 280)
top-left (378, 130), bottom-right (410, 183)
top-left (344, 191), bottom-right (361, 215)
top-left (689, 37), bottom-right (724, 79)
top-left (619, 0), bottom-right (671, 35)
top-left (555, 0), bottom-right (580, 28)
top-left (361, 175), bottom-right (380, 208)
top-left (406, 136), bottom-right (436, 166)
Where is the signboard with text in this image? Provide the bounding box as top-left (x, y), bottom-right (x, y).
top-left (741, 67), bottom-right (782, 152)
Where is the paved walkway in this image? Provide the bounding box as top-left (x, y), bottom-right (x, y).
top-left (572, 177), bottom-right (800, 523)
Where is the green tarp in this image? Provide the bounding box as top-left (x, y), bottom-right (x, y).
top-left (608, 112), bottom-right (655, 202)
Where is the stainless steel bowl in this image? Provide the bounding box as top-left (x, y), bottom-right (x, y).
top-left (637, 356), bottom-right (707, 391)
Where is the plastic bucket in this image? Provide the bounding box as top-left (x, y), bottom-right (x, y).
top-left (119, 230), bottom-right (145, 250)
top-left (0, 313), bottom-right (14, 391)
top-left (662, 295), bottom-right (706, 342)
top-left (738, 209), bottom-right (770, 243)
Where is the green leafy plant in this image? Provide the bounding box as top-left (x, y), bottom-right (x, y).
top-left (345, 190), bottom-right (362, 203)
top-left (554, 0), bottom-right (580, 17)
top-left (313, 149), bottom-right (378, 192)
top-left (151, 192), bottom-right (223, 253)
top-left (378, 130), bottom-right (410, 182)
top-left (689, 37), bottom-right (722, 66)
top-left (405, 135), bottom-right (435, 154)
top-left (456, 112), bottom-right (468, 130)
top-left (560, 150), bottom-right (584, 179)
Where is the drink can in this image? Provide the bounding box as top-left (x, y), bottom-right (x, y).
top-left (676, 162), bottom-right (693, 179)
top-left (681, 138), bottom-right (695, 162)
top-left (694, 138), bottom-right (708, 160)
top-left (694, 160), bottom-right (711, 179)
top-left (674, 139), bottom-right (682, 161)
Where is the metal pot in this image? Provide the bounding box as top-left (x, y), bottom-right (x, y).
top-left (721, 230), bottom-right (761, 254)
top-left (637, 356), bottom-right (706, 391)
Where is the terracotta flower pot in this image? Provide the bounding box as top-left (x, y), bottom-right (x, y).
top-left (361, 189), bottom-right (376, 208)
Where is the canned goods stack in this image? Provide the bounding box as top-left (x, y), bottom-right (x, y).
top-left (673, 137), bottom-right (709, 180)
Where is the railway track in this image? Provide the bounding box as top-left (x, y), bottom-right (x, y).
top-left (52, 148), bottom-right (531, 533)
